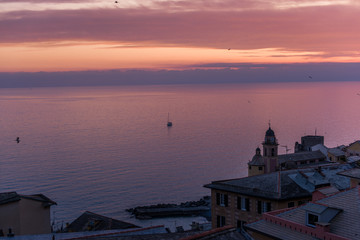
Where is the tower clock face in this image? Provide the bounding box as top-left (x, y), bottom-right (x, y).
top-left (270, 137), bottom-right (274, 142)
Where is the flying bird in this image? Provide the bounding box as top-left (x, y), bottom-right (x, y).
top-left (16, 137), bottom-right (20, 143)
top-left (115, 1), bottom-right (118, 3)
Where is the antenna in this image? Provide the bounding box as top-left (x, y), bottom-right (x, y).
top-left (281, 145), bottom-right (291, 154)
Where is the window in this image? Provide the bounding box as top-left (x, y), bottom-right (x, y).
top-left (217, 215), bottom-right (226, 228)
top-left (307, 213), bottom-right (319, 227)
top-left (257, 201), bottom-right (262, 214)
top-left (271, 148), bottom-right (275, 156)
top-left (288, 202), bottom-right (295, 208)
top-left (263, 202), bottom-right (271, 213)
top-left (258, 166), bottom-right (263, 171)
top-left (258, 201), bottom-right (271, 213)
top-left (245, 198), bottom-right (250, 211)
top-left (216, 193), bottom-right (228, 207)
top-left (237, 197), bottom-right (250, 211)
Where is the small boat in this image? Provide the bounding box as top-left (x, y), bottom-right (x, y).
top-left (167, 113), bottom-right (173, 127)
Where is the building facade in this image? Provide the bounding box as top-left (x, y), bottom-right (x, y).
top-left (0, 192), bottom-right (56, 236)
top-left (344, 140), bottom-right (360, 157)
top-left (205, 164), bottom-right (352, 230)
top-left (295, 135), bottom-right (324, 153)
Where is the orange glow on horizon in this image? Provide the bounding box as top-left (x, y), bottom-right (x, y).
top-left (2, 41), bottom-right (360, 72)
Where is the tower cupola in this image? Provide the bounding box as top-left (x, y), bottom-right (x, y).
top-left (262, 123), bottom-right (279, 173)
top-left (264, 126), bottom-right (277, 145)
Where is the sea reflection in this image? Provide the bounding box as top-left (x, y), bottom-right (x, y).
top-left (0, 82), bottom-right (360, 228)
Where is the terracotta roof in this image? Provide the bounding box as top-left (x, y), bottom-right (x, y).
top-left (63, 225), bottom-right (238, 240)
top-left (245, 219), bottom-right (316, 240)
top-left (180, 225), bottom-right (244, 240)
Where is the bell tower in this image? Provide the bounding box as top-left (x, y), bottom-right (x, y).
top-left (262, 122), bottom-right (279, 173)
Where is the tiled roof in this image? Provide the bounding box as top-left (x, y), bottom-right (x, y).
top-left (62, 225), bottom-right (245, 240)
top-left (0, 192), bottom-right (56, 206)
top-left (279, 187), bottom-right (360, 238)
top-left (180, 225), bottom-right (244, 240)
top-left (245, 219), bottom-right (317, 240)
top-left (20, 194), bottom-right (57, 206)
top-left (66, 211), bottom-right (139, 232)
top-left (338, 168), bottom-right (360, 180)
top-left (317, 186), bottom-right (339, 196)
top-left (204, 169), bottom-right (310, 200)
top-left (316, 187), bottom-right (360, 239)
top-left (328, 147), bottom-right (345, 157)
top-left (246, 186), bottom-right (360, 240)
top-left (248, 155), bottom-right (264, 166)
top-left (346, 156), bottom-right (360, 163)
top-left (1, 226), bottom-right (169, 240)
top-left (278, 150), bottom-right (326, 164)
top-left (347, 140), bottom-right (360, 148)
top-left (288, 164), bottom-right (351, 192)
top-left (204, 164), bottom-right (352, 200)
top-left (0, 192), bottom-right (21, 205)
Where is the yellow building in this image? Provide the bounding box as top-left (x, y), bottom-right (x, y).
top-left (345, 140), bottom-right (360, 157)
top-left (0, 192), bottom-right (56, 236)
top-left (247, 148), bottom-right (265, 176)
top-left (327, 147), bottom-right (346, 163)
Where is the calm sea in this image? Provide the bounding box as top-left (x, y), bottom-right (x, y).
top-left (1, 82), bottom-right (360, 230)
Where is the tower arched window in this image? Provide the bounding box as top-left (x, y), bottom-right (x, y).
top-left (271, 148), bottom-right (275, 157)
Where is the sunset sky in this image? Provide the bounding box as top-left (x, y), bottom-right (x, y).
top-left (1, 0), bottom-right (360, 73)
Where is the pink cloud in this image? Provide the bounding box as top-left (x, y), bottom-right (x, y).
top-left (1, 4), bottom-right (359, 57)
